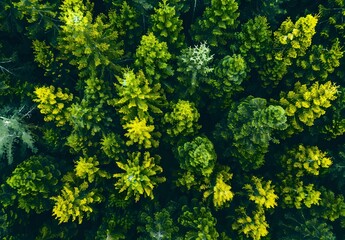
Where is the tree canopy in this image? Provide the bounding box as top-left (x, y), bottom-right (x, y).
top-left (1, 0), bottom-right (345, 239)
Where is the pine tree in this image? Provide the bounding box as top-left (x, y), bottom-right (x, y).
top-left (0, 106), bottom-right (36, 165)
top-left (114, 151), bottom-right (166, 202)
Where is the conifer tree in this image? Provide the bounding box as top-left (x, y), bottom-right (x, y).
top-left (51, 182), bottom-right (102, 224)
top-left (178, 204), bottom-right (219, 240)
top-left (191, 0), bottom-right (240, 49)
top-left (260, 15), bottom-right (318, 86)
top-left (114, 151), bottom-right (166, 202)
top-left (232, 207), bottom-right (269, 240)
top-left (134, 32), bottom-right (173, 84)
top-left (163, 99), bottom-right (201, 137)
top-left (150, 0), bottom-right (185, 50)
top-left (279, 81), bottom-right (338, 136)
top-left (0, 106), bottom-right (36, 165)
top-left (6, 155), bottom-right (60, 213)
top-left (226, 96), bottom-right (287, 171)
top-left (109, 69), bottom-right (165, 123)
top-left (58, 0), bottom-right (123, 76)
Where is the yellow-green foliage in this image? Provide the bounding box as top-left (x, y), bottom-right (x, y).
top-left (232, 207), bottom-right (269, 240)
top-left (274, 15), bottom-right (318, 57)
top-left (6, 155), bottom-right (60, 213)
top-left (58, 0), bottom-right (123, 73)
top-left (150, 0), bottom-right (185, 49)
top-left (134, 32), bottom-right (173, 83)
top-left (243, 176), bottom-right (278, 209)
top-left (74, 156), bottom-right (108, 183)
top-left (51, 182), bottom-right (102, 224)
top-left (295, 40), bottom-right (343, 81)
top-left (123, 117), bottom-right (158, 149)
top-left (279, 81), bottom-right (338, 136)
top-left (33, 85), bottom-right (73, 126)
top-left (178, 205), bottom-right (219, 240)
top-left (261, 15), bottom-right (318, 85)
top-left (208, 167), bottom-right (234, 209)
top-left (109, 69), bottom-right (165, 123)
top-left (32, 40), bottom-right (54, 69)
top-left (282, 145), bottom-right (332, 177)
top-left (281, 177), bottom-right (321, 209)
top-left (114, 152), bottom-right (166, 202)
top-left (163, 100), bottom-right (201, 137)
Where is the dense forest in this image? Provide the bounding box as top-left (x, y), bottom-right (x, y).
top-left (1, 0), bottom-right (345, 239)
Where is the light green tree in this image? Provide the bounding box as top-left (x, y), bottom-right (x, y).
top-left (134, 32), bottom-right (173, 84)
top-left (178, 204), bottom-right (219, 240)
top-left (232, 207), bottom-right (269, 240)
top-left (279, 81), bottom-right (338, 136)
top-left (114, 152), bottom-right (166, 202)
top-left (109, 69), bottom-right (165, 123)
top-left (51, 182), bottom-right (103, 224)
top-left (163, 100), bottom-right (201, 137)
top-left (150, 0), bottom-right (185, 50)
top-left (6, 155), bottom-right (60, 213)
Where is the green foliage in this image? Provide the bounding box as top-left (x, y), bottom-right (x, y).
top-left (74, 156), bottom-right (110, 183)
top-left (108, 1), bottom-right (141, 52)
top-left (0, 107), bottom-right (36, 165)
top-left (51, 182), bottom-right (102, 224)
top-left (6, 155), bottom-right (60, 213)
top-left (315, 188), bottom-right (345, 222)
top-left (12, 0), bottom-right (58, 36)
top-left (100, 133), bottom-right (125, 161)
top-left (260, 15), bottom-right (318, 86)
top-left (109, 69), bottom-right (165, 123)
top-left (150, 0), bottom-right (185, 50)
top-left (294, 40), bottom-right (343, 81)
top-left (207, 54), bottom-right (247, 100)
top-left (3, 1), bottom-right (345, 238)
top-left (178, 204), bottom-right (219, 240)
top-left (203, 166), bottom-right (234, 209)
top-left (232, 207), bottom-right (269, 240)
top-left (32, 40), bottom-right (55, 70)
top-left (243, 176), bottom-right (278, 209)
top-left (319, 86), bottom-right (345, 139)
top-left (280, 176), bottom-right (321, 209)
top-left (137, 208), bottom-right (179, 239)
top-left (279, 212), bottom-right (336, 240)
top-left (58, 0), bottom-right (123, 76)
top-left (215, 54), bottom-right (247, 86)
top-left (33, 85), bottom-right (73, 127)
top-left (279, 81), bottom-right (338, 136)
top-left (123, 117), bottom-right (158, 149)
top-left (114, 152), bottom-right (166, 202)
top-left (237, 16), bottom-right (273, 68)
top-left (134, 32), bottom-right (173, 83)
top-left (163, 99), bottom-right (201, 137)
top-left (226, 96), bottom-right (287, 171)
top-left (177, 136), bottom-right (217, 177)
top-left (281, 145), bottom-right (332, 177)
top-left (66, 76), bottom-right (113, 137)
top-left (192, 0), bottom-right (239, 48)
